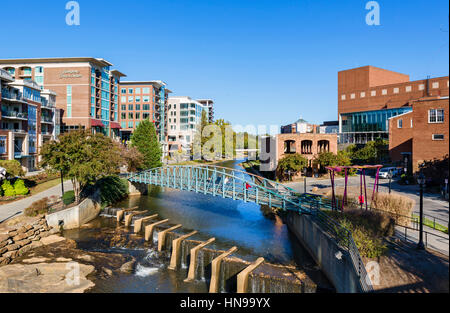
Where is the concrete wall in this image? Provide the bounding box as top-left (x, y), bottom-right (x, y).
top-left (46, 190), bottom-right (101, 230)
top-left (285, 211), bottom-right (363, 293)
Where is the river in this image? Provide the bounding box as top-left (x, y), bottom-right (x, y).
top-left (64, 160), bottom-right (332, 293)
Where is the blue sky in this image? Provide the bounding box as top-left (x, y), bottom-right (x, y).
top-left (1, 0), bottom-right (448, 129)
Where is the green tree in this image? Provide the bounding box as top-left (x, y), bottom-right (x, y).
top-left (13, 179), bottom-right (29, 195)
top-left (346, 139), bottom-right (388, 164)
top-left (314, 151), bottom-right (352, 174)
top-left (276, 154), bottom-right (308, 181)
top-left (130, 119), bottom-right (162, 169)
top-left (40, 129), bottom-right (122, 203)
top-left (0, 160), bottom-right (25, 177)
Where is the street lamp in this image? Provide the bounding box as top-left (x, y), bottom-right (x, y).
top-left (417, 173), bottom-right (426, 250)
top-left (303, 167), bottom-right (308, 194)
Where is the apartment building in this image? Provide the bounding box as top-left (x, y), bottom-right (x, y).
top-left (0, 68), bottom-right (60, 172)
top-left (118, 81), bottom-right (171, 154)
top-left (389, 97), bottom-right (449, 173)
top-left (280, 118), bottom-right (316, 134)
top-left (167, 96), bottom-right (207, 154)
top-left (0, 58), bottom-right (126, 139)
top-left (338, 66), bottom-right (449, 144)
top-left (197, 99), bottom-right (214, 123)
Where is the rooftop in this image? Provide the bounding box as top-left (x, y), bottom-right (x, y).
top-left (0, 57), bottom-right (114, 68)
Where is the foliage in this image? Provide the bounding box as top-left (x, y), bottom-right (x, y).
top-left (13, 179), bottom-right (29, 195)
top-left (40, 129), bottom-right (123, 203)
top-left (2, 180), bottom-right (16, 197)
top-left (0, 160), bottom-right (25, 177)
top-left (313, 151), bottom-right (352, 175)
top-left (130, 119), bottom-right (162, 169)
top-left (117, 143), bottom-right (144, 172)
top-left (62, 190), bottom-right (75, 205)
top-left (371, 192), bottom-right (415, 227)
top-left (276, 154), bottom-right (308, 181)
top-left (345, 139), bottom-right (389, 164)
top-left (326, 210), bottom-right (392, 258)
top-left (24, 197), bottom-right (50, 217)
top-left (82, 175), bottom-right (129, 207)
top-left (419, 154), bottom-right (449, 187)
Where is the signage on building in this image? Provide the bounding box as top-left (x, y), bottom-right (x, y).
top-left (60, 70), bottom-right (82, 79)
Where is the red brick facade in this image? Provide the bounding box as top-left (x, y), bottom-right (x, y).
top-left (389, 98), bottom-right (449, 173)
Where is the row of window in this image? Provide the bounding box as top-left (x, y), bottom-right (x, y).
top-left (120, 104), bottom-right (151, 111)
top-left (121, 112), bottom-right (152, 120)
top-left (341, 81), bottom-right (448, 101)
top-left (121, 96), bottom-right (152, 103)
top-left (121, 87), bottom-right (152, 95)
top-left (396, 109), bottom-right (445, 128)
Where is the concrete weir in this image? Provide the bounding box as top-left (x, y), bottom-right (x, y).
top-left (134, 215), bottom-right (158, 233)
top-left (144, 219), bottom-right (169, 241)
top-left (168, 231), bottom-right (198, 270)
top-left (209, 247), bottom-right (238, 293)
top-left (124, 211), bottom-right (146, 227)
top-left (185, 238), bottom-right (216, 282)
top-left (158, 224), bottom-right (182, 252)
top-left (116, 206), bottom-right (138, 222)
top-left (237, 257), bottom-right (265, 293)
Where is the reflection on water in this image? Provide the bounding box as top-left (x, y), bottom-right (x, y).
top-left (65, 160), bottom-right (331, 293)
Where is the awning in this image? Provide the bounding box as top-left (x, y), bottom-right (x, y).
top-left (91, 119), bottom-right (105, 127)
top-left (110, 122), bottom-right (122, 129)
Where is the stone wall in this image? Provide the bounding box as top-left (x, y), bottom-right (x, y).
top-left (0, 217), bottom-right (57, 265)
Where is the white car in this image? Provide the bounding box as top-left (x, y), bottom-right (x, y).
top-left (379, 167), bottom-right (399, 179)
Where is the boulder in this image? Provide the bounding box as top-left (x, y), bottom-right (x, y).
top-left (6, 244), bottom-right (20, 252)
top-left (119, 259), bottom-right (136, 273)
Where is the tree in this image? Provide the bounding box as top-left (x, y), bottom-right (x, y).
top-left (130, 120), bottom-right (162, 169)
top-left (0, 160), bottom-right (25, 177)
top-left (276, 154), bottom-right (308, 181)
top-left (313, 151), bottom-right (352, 174)
top-left (40, 130), bottom-right (122, 203)
top-left (116, 143), bottom-right (144, 172)
top-left (346, 139), bottom-right (389, 164)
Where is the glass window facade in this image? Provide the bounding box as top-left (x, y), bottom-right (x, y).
top-left (341, 107), bottom-right (412, 133)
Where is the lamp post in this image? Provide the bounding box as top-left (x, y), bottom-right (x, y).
top-left (417, 173), bottom-right (426, 250)
top-left (303, 167), bottom-right (307, 194)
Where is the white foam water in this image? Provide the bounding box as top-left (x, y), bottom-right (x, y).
top-left (135, 263), bottom-right (159, 277)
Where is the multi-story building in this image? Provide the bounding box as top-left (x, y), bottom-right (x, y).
top-left (389, 97), bottom-right (449, 173)
top-left (338, 66), bottom-right (449, 144)
top-left (0, 58), bottom-right (126, 139)
top-left (167, 96), bottom-right (207, 154)
top-left (319, 121), bottom-right (339, 134)
top-left (280, 118), bottom-right (316, 134)
top-left (118, 81), bottom-right (171, 154)
top-left (0, 68), bottom-right (59, 172)
top-left (197, 99), bottom-right (214, 123)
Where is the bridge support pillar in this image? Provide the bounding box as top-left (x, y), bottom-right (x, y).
top-left (128, 181), bottom-right (148, 196)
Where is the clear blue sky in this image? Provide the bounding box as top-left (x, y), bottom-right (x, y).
top-left (1, 0), bottom-right (448, 129)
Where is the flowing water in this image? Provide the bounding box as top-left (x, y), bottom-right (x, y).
top-left (63, 160), bottom-right (333, 293)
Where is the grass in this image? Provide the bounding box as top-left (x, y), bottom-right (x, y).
top-left (412, 214), bottom-right (448, 234)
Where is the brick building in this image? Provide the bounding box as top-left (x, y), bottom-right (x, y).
top-left (389, 97), bottom-right (449, 173)
top-left (338, 66), bottom-right (449, 144)
top-left (0, 68), bottom-right (60, 172)
top-left (118, 81), bottom-right (171, 154)
top-left (0, 58), bottom-right (126, 139)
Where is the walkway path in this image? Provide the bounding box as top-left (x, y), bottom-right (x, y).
top-left (0, 181), bottom-right (73, 223)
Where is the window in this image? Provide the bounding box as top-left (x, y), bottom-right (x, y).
top-left (121, 104), bottom-right (126, 111)
top-left (406, 86), bottom-right (412, 92)
top-left (143, 88), bottom-right (150, 94)
top-left (350, 93), bottom-right (355, 99)
top-left (128, 96), bottom-right (133, 102)
top-left (128, 88), bottom-right (133, 94)
top-left (419, 84), bottom-right (425, 90)
top-left (128, 104), bottom-right (133, 111)
top-left (121, 96), bottom-right (126, 103)
top-left (410, 119), bottom-right (413, 128)
top-left (121, 113), bottom-right (126, 119)
top-left (0, 136), bottom-right (6, 154)
top-left (429, 109), bottom-right (444, 123)
top-left (360, 92), bottom-right (365, 98)
top-left (341, 95), bottom-right (346, 100)
top-left (143, 96), bottom-right (150, 102)
top-left (135, 88), bottom-right (141, 94)
top-left (135, 104), bottom-right (140, 111)
top-left (432, 134), bottom-right (444, 140)
top-left (121, 122), bottom-right (126, 129)
top-left (397, 119), bottom-right (402, 128)
top-left (121, 88), bottom-right (126, 94)
top-left (432, 82), bottom-right (439, 89)
top-left (135, 96), bottom-right (141, 102)
top-left (128, 121), bottom-right (133, 128)
top-left (393, 87), bottom-right (399, 94)
top-left (382, 89), bottom-right (387, 95)
top-left (135, 113), bottom-right (140, 119)
top-left (143, 113), bottom-right (150, 119)
top-left (371, 90), bottom-right (376, 96)
top-left (66, 85), bottom-right (72, 118)
top-left (143, 104), bottom-right (150, 111)
top-left (129, 113), bottom-right (133, 119)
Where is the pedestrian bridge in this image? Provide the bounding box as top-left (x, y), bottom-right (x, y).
top-left (126, 165), bottom-right (325, 213)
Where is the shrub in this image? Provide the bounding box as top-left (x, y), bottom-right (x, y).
top-left (372, 193), bottom-right (415, 227)
top-left (24, 197), bottom-right (50, 217)
top-left (81, 175), bottom-right (129, 207)
top-left (326, 210), bottom-right (393, 258)
top-left (0, 160), bottom-right (25, 177)
top-left (2, 180), bottom-right (16, 197)
top-left (13, 179), bottom-right (29, 195)
top-left (62, 190), bottom-right (75, 205)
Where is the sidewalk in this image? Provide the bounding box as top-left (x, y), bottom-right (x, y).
top-left (0, 181), bottom-right (73, 223)
top-left (394, 225), bottom-right (449, 256)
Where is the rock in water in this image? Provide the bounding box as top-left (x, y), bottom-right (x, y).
top-left (120, 259), bottom-right (136, 273)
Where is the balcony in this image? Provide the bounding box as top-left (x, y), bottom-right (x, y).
top-left (41, 116), bottom-right (53, 123)
top-left (41, 98), bottom-right (55, 109)
top-left (41, 130), bottom-right (52, 136)
top-left (0, 69), bottom-right (14, 82)
top-left (0, 89), bottom-right (26, 103)
top-left (1, 110), bottom-right (28, 120)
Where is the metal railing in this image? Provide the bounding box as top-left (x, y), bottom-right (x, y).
top-left (1, 110), bottom-right (28, 119)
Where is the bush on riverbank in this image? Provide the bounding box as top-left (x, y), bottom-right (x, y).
top-left (325, 209), bottom-right (393, 258)
top-left (24, 197), bottom-right (51, 217)
top-left (82, 175), bottom-right (129, 208)
top-left (62, 191), bottom-right (75, 205)
top-left (371, 193), bottom-right (415, 227)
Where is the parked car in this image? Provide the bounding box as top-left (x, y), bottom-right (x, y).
top-left (379, 167), bottom-right (400, 179)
